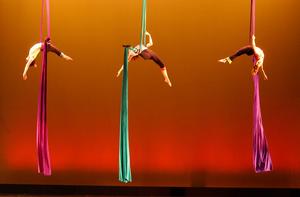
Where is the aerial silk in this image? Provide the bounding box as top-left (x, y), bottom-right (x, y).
top-left (118, 0), bottom-right (147, 183)
top-left (36, 0), bottom-right (51, 176)
top-left (250, 0), bottom-right (272, 172)
top-left (139, 0), bottom-right (147, 48)
top-left (119, 46), bottom-right (132, 183)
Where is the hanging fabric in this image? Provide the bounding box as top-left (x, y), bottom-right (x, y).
top-left (119, 45), bottom-right (132, 183)
top-left (252, 75), bottom-right (272, 172)
top-left (250, 0), bottom-right (272, 172)
top-left (36, 0), bottom-right (51, 176)
top-left (118, 0), bottom-right (148, 183)
top-left (139, 0), bottom-right (147, 48)
top-left (249, 0), bottom-right (255, 42)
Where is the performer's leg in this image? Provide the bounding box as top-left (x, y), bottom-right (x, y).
top-left (218, 46), bottom-right (254, 64)
top-left (229, 46), bottom-right (254, 61)
top-left (161, 67), bottom-right (172, 87)
top-left (140, 49), bottom-right (164, 68)
top-left (47, 43), bottom-right (72, 61)
top-left (47, 43), bottom-right (62, 56)
top-left (140, 49), bottom-right (172, 87)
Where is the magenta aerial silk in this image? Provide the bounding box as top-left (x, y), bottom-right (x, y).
top-left (250, 0), bottom-right (272, 172)
top-left (36, 40), bottom-right (51, 175)
top-left (252, 75), bottom-right (272, 172)
top-left (36, 0), bottom-right (51, 176)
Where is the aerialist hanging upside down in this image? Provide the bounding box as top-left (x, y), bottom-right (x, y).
top-left (23, 38), bottom-right (72, 80)
top-left (218, 35), bottom-right (268, 80)
top-left (116, 32), bottom-right (172, 87)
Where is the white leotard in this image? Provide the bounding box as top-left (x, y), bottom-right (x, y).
top-left (26, 43), bottom-right (42, 61)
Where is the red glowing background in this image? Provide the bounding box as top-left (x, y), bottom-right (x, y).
top-left (0, 0), bottom-right (299, 187)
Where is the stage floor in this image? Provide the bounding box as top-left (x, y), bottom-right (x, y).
top-left (0, 184), bottom-right (299, 197)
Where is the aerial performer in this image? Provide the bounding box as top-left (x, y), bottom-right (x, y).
top-left (218, 0), bottom-right (272, 172)
top-left (23, 0), bottom-right (72, 176)
top-left (116, 31), bottom-right (172, 87)
top-left (23, 38), bottom-right (72, 80)
top-left (118, 0), bottom-right (172, 184)
top-left (218, 35), bottom-right (268, 80)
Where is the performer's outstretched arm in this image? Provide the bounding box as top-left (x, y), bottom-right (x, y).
top-left (23, 43), bottom-right (43, 80)
top-left (117, 49), bottom-right (138, 77)
top-left (260, 67), bottom-right (268, 80)
top-left (117, 66), bottom-right (124, 78)
top-left (145, 32), bottom-right (153, 48)
top-left (23, 58), bottom-right (35, 80)
top-left (251, 35), bottom-right (256, 48)
top-left (251, 36), bottom-right (268, 80)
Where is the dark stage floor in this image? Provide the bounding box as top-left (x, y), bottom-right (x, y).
top-left (0, 184), bottom-right (299, 197)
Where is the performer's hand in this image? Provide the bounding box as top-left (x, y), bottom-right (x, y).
top-left (117, 66), bottom-right (124, 78)
top-left (117, 71), bottom-right (121, 78)
top-left (261, 67), bottom-right (268, 80)
top-left (251, 35), bottom-right (256, 47)
top-left (136, 48), bottom-right (141, 54)
top-left (23, 57), bottom-right (35, 81)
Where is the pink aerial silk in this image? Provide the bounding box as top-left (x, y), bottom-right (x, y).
top-left (250, 0), bottom-right (272, 172)
top-left (252, 75), bottom-right (272, 172)
top-left (36, 0), bottom-right (51, 176)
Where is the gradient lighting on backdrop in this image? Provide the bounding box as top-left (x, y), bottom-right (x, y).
top-left (0, 0), bottom-right (299, 187)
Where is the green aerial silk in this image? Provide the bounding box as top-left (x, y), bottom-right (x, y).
top-left (119, 0), bottom-right (147, 183)
top-left (140, 0), bottom-right (147, 48)
top-left (119, 46), bottom-right (132, 183)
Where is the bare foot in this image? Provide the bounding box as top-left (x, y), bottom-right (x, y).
top-left (218, 58), bottom-right (227, 63)
top-left (218, 57), bottom-right (232, 64)
top-left (164, 78), bottom-right (172, 87)
top-left (61, 53), bottom-right (73, 61)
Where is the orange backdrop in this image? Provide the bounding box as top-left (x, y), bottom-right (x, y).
top-left (0, 0), bottom-right (299, 187)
